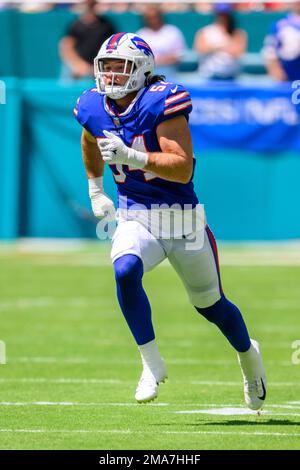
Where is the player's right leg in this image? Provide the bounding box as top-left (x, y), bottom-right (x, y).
top-left (111, 220), bottom-right (167, 402)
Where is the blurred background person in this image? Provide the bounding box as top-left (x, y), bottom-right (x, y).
top-left (262, 1), bottom-right (300, 82)
top-left (194, 2), bottom-right (214, 13)
top-left (136, 5), bottom-right (186, 78)
top-left (18, 2), bottom-right (53, 12)
top-left (59, 0), bottom-right (115, 80)
top-left (193, 4), bottom-right (247, 80)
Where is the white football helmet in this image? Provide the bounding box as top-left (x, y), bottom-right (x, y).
top-left (94, 32), bottom-right (155, 99)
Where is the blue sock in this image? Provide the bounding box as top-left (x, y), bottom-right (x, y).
top-left (114, 254), bottom-right (155, 346)
top-left (195, 295), bottom-right (251, 352)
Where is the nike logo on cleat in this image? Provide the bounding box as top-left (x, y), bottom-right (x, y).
top-left (258, 379), bottom-right (266, 400)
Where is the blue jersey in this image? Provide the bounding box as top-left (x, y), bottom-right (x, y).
top-left (264, 13), bottom-right (300, 81)
top-left (74, 81), bottom-right (199, 209)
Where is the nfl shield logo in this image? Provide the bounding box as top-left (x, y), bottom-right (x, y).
top-left (113, 117), bottom-right (120, 127)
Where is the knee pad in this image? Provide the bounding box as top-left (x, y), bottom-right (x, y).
top-left (114, 254), bottom-right (143, 285)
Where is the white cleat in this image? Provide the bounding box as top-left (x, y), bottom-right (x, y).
top-left (135, 363), bottom-right (167, 403)
top-left (237, 339), bottom-right (267, 411)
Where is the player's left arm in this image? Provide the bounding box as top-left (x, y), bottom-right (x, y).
top-left (144, 115), bottom-right (193, 184)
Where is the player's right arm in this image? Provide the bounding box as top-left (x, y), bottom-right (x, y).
top-left (81, 128), bottom-right (116, 220)
top-left (81, 128), bottom-right (104, 179)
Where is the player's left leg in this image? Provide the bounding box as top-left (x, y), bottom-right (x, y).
top-left (168, 225), bottom-right (267, 410)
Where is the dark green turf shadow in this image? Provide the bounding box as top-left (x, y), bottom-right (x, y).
top-left (202, 419), bottom-right (300, 426)
top-left (148, 419), bottom-right (300, 427)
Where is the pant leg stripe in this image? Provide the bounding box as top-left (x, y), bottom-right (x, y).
top-left (205, 225), bottom-right (223, 295)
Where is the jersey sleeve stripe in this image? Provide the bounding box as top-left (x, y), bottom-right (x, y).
top-left (164, 100), bottom-right (192, 116)
top-left (164, 97), bottom-right (191, 112)
top-left (165, 91), bottom-right (190, 106)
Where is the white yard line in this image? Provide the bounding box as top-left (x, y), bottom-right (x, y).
top-left (0, 401), bottom-right (299, 412)
top-left (6, 356), bottom-right (295, 367)
top-left (0, 428), bottom-right (299, 438)
top-left (174, 408), bottom-right (300, 417)
top-left (10, 357), bottom-right (89, 364)
top-left (190, 381), bottom-right (300, 386)
top-left (0, 297), bottom-right (111, 310)
top-left (0, 378), bottom-right (121, 384)
top-left (0, 402), bottom-right (169, 407)
top-left (0, 377), bottom-right (299, 387)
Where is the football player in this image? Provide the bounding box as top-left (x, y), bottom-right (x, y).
top-left (74, 32), bottom-right (266, 410)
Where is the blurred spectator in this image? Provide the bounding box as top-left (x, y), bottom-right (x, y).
top-left (262, 1), bottom-right (300, 81)
top-left (194, 2), bottom-right (213, 13)
top-left (193, 4), bottom-right (247, 80)
top-left (136, 5), bottom-right (186, 78)
top-left (263, 2), bottom-right (286, 11)
top-left (59, 0), bottom-right (115, 80)
top-left (18, 2), bottom-right (53, 12)
top-left (160, 2), bottom-right (190, 13)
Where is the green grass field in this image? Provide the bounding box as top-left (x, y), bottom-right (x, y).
top-left (0, 242), bottom-right (300, 450)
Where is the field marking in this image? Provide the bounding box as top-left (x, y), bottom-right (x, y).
top-left (0, 401), bottom-right (299, 415)
top-left (0, 402), bottom-right (169, 407)
top-left (11, 357), bottom-right (89, 364)
top-left (0, 297), bottom-right (112, 311)
top-left (7, 356), bottom-right (295, 368)
top-left (0, 378), bottom-right (122, 384)
top-left (190, 381), bottom-right (300, 387)
top-left (1, 377), bottom-right (300, 388)
top-left (174, 408), bottom-right (300, 417)
top-left (175, 408), bottom-right (258, 416)
top-left (174, 403), bottom-right (299, 411)
top-left (0, 428), bottom-right (299, 438)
